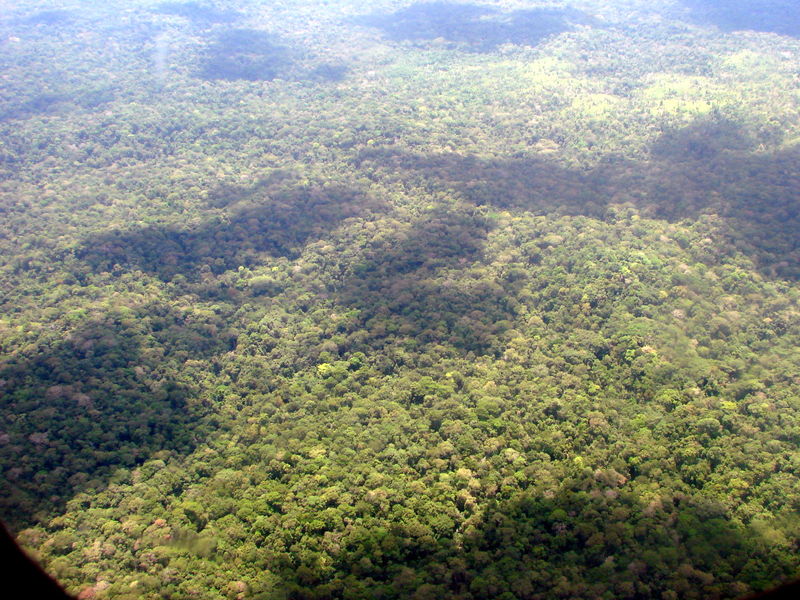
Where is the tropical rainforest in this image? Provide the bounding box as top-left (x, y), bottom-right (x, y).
top-left (1, 0), bottom-right (799, 599)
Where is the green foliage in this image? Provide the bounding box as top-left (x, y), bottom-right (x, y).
top-left (1, 1), bottom-right (800, 599)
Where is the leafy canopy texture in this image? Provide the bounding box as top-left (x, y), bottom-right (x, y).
top-left (1, 1), bottom-right (799, 599)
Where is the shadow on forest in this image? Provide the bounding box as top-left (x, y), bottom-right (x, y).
top-left (278, 475), bottom-right (790, 598)
top-left (75, 120), bottom-right (800, 365)
top-left (0, 88), bottom-right (116, 123)
top-left (354, 119), bottom-right (800, 280)
top-left (194, 28), bottom-right (347, 82)
top-left (153, 1), bottom-right (239, 25)
top-left (18, 9), bottom-right (75, 27)
top-left (449, 488), bottom-right (759, 599)
top-left (78, 183), bottom-right (377, 285)
top-left (336, 206), bottom-right (516, 355)
top-left (0, 93), bottom-right (76, 123)
top-left (0, 304), bottom-right (234, 532)
top-left (354, 2), bottom-right (597, 51)
top-left (681, 0), bottom-right (800, 38)
top-left (308, 63), bottom-right (349, 83)
top-left (78, 177), bottom-right (510, 355)
top-left (198, 28), bottom-right (289, 81)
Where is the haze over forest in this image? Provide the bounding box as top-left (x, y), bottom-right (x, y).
top-left (1, 0), bottom-right (799, 598)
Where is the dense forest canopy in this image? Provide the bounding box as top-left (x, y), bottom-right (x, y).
top-left (1, 0), bottom-right (799, 598)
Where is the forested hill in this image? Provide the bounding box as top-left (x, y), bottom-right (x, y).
top-left (1, 1), bottom-right (799, 598)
